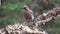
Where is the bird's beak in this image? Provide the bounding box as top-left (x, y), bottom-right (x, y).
top-left (21, 8), bottom-right (24, 9)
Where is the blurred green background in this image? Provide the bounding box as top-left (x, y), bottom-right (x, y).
top-left (1, 0), bottom-right (60, 34)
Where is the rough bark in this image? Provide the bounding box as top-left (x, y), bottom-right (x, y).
top-left (0, 7), bottom-right (60, 34)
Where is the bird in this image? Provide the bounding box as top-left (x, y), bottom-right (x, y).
top-left (22, 5), bottom-right (34, 22)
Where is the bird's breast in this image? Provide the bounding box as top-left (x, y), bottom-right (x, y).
top-left (24, 11), bottom-right (32, 20)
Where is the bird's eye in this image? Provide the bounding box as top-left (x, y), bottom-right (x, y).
top-left (24, 7), bottom-right (26, 9)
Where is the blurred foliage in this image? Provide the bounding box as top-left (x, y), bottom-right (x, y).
top-left (0, 0), bottom-right (33, 28)
top-left (45, 17), bottom-right (60, 34)
top-left (1, 0), bottom-right (60, 34)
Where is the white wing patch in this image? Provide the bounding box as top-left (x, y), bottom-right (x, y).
top-left (29, 10), bottom-right (34, 21)
top-left (31, 14), bottom-right (34, 20)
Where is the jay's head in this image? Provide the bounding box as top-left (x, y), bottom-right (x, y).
top-left (22, 5), bottom-right (30, 11)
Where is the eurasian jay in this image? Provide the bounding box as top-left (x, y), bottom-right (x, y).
top-left (23, 5), bottom-right (34, 22)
